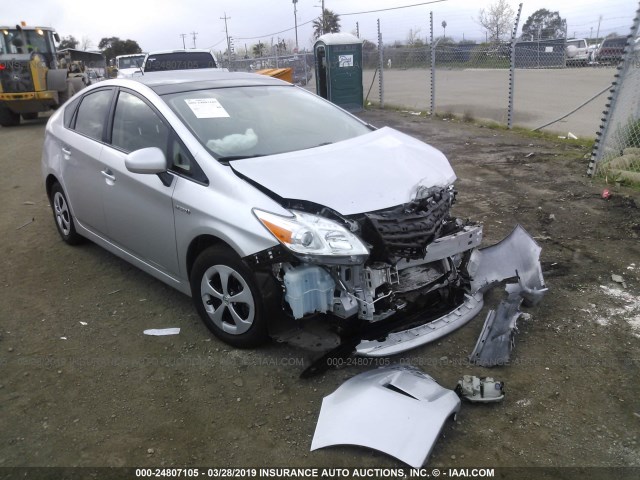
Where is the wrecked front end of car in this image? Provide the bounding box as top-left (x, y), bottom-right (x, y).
top-left (235, 128), bottom-right (547, 360)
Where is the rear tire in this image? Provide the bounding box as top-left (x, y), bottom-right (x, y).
top-left (0, 107), bottom-right (20, 127)
top-left (55, 85), bottom-right (71, 108)
top-left (50, 182), bottom-right (83, 245)
top-left (190, 245), bottom-right (268, 348)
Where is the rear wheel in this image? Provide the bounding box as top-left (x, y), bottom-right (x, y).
top-left (50, 182), bottom-right (83, 245)
top-left (190, 246), bottom-right (268, 348)
top-left (55, 85), bottom-right (71, 108)
top-left (0, 107), bottom-right (20, 127)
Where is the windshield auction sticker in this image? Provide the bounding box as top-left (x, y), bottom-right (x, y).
top-left (184, 98), bottom-right (230, 118)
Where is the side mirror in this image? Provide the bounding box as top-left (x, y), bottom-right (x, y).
top-left (125, 147), bottom-right (167, 174)
top-left (53, 32), bottom-right (60, 43)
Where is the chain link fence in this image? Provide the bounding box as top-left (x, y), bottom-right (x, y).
top-left (588, 5), bottom-right (640, 183)
top-left (362, 10), bottom-right (623, 138)
top-left (216, 3), bottom-right (637, 149)
top-left (226, 52), bottom-right (315, 87)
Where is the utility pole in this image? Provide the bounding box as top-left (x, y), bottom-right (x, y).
top-left (292, 0), bottom-right (299, 52)
top-left (179, 33), bottom-right (187, 49)
top-left (595, 14), bottom-right (602, 42)
top-left (190, 31), bottom-right (198, 48)
top-left (221, 12), bottom-right (231, 65)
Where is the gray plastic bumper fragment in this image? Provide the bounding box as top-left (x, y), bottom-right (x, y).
top-left (356, 293), bottom-right (484, 357)
top-left (311, 366), bottom-right (460, 468)
top-left (469, 293), bottom-right (523, 366)
top-left (468, 224), bottom-right (548, 302)
top-left (355, 225), bottom-right (547, 358)
top-left (468, 225), bottom-right (548, 366)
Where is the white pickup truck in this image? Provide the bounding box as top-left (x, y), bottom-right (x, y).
top-left (566, 38), bottom-right (589, 65)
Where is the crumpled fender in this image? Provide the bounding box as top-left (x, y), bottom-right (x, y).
top-left (468, 224), bottom-right (548, 302)
top-left (311, 366), bottom-right (460, 467)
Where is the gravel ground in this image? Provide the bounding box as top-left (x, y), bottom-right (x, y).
top-left (0, 108), bottom-right (639, 476)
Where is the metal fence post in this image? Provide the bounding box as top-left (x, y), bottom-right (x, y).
top-left (430, 11), bottom-right (435, 115)
top-left (507, 3), bottom-right (523, 129)
top-left (378, 19), bottom-right (384, 109)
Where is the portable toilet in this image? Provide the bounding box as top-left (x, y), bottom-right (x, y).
top-left (314, 33), bottom-right (363, 112)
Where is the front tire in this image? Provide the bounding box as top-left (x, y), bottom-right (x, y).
top-left (0, 107), bottom-right (20, 127)
top-left (50, 182), bottom-right (83, 245)
top-left (190, 246), bottom-right (268, 348)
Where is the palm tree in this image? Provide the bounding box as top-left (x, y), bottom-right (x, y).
top-left (252, 42), bottom-right (266, 58)
top-left (313, 9), bottom-right (341, 39)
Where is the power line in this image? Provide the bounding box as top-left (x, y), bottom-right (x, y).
top-left (340, 0), bottom-right (447, 17)
top-left (235, 19), bottom-right (315, 40)
top-left (234, 0), bottom-right (448, 41)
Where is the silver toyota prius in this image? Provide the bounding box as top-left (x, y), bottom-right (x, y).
top-left (42, 69), bottom-right (546, 357)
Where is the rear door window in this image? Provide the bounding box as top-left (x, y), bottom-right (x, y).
top-left (73, 89), bottom-right (114, 141)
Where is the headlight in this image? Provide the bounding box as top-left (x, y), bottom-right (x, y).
top-left (254, 209), bottom-right (369, 264)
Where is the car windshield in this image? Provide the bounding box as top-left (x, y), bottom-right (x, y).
top-left (603, 38), bottom-right (626, 48)
top-left (118, 55), bottom-right (145, 69)
top-left (145, 52), bottom-right (216, 72)
top-left (162, 85), bottom-right (371, 160)
top-left (0, 28), bottom-right (54, 56)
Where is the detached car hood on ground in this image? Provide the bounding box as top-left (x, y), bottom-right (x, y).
top-left (229, 126), bottom-right (456, 215)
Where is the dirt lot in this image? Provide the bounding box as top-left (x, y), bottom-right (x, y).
top-left (1, 108), bottom-right (639, 475)
top-left (360, 68), bottom-right (615, 138)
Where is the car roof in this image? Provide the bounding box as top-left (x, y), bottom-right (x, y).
top-left (130, 69), bottom-right (292, 95)
top-left (146, 49), bottom-right (214, 55)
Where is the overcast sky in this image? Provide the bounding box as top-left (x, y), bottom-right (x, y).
top-left (4, 0), bottom-right (638, 53)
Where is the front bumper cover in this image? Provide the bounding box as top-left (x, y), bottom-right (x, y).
top-left (354, 224), bottom-right (547, 357)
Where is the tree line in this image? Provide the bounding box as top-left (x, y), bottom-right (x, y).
top-left (55, 4), bottom-right (612, 63)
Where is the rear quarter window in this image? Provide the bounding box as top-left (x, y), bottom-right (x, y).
top-left (63, 96), bottom-right (81, 128)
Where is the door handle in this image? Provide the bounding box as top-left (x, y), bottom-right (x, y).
top-left (62, 147), bottom-right (71, 155)
top-left (101, 169), bottom-right (116, 182)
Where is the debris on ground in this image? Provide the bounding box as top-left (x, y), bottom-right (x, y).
top-left (143, 328), bottom-right (181, 336)
top-left (611, 274), bottom-right (627, 288)
top-left (455, 375), bottom-right (505, 403)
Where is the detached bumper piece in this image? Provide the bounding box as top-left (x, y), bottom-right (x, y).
top-left (356, 292), bottom-right (483, 357)
top-left (468, 225), bottom-right (548, 366)
top-left (311, 366), bottom-right (460, 467)
top-left (469, 293), bottom-right (523, 366)
top-left (355, 225), bottom-right (547, 358)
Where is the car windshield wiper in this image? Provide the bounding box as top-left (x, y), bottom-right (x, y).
top-left (217, 154), bottom-right (267, 161)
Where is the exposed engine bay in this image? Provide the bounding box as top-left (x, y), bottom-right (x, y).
top-left (246, 183), bottom-right (547, 364)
